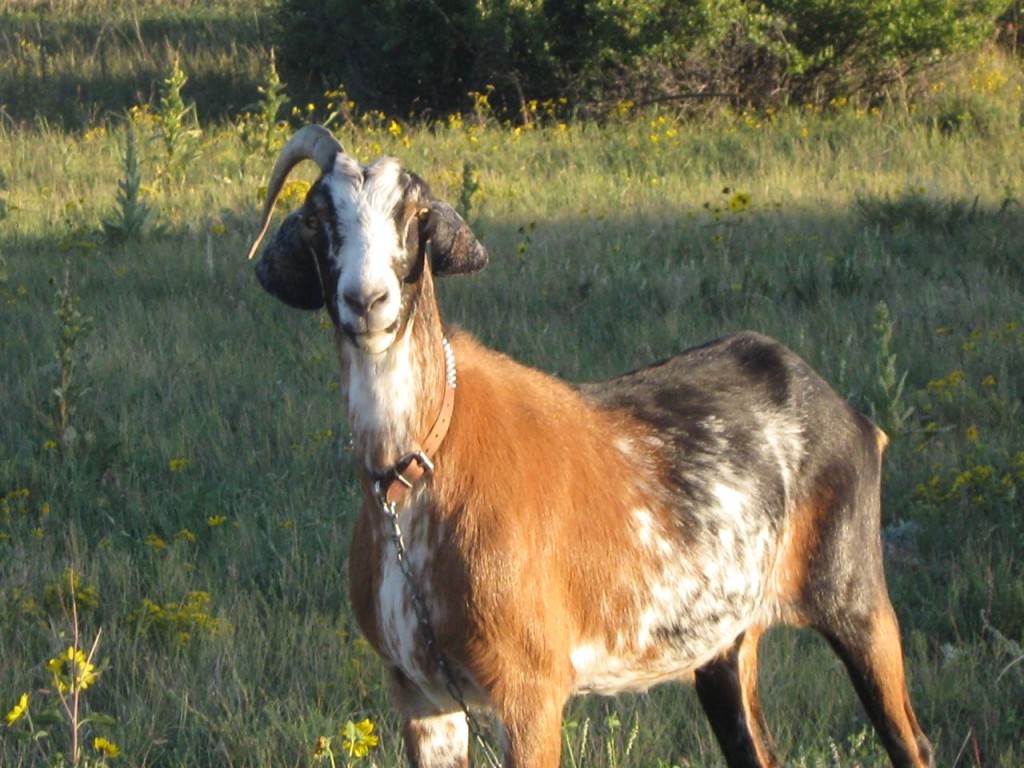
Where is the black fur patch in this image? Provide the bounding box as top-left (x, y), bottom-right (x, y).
top-left (254, 212), bottom-right (324, 310)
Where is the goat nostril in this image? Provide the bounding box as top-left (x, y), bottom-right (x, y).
top-left (342, 290), bottom-right (364, 315)
top-left (343, 288), bottom-right (388, 317)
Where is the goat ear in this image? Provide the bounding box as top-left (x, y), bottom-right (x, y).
top-left (422, 199), bottom-right (488, 276)
top-left (253, 212), bottom-right (325, 310)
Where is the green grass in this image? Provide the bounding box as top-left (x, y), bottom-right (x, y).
top-left (2, 4), bottom-right (1024, 766)
top-left (0, 0), bottom-right (276, 130)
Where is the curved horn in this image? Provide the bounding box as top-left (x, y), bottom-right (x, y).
top-left (246, 125), bottom-right (344, 260)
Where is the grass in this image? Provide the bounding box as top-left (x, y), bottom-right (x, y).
top-left (0, 0), bottom-right (276, 130)
top-left (1, 3), bottom-right (1024, 766)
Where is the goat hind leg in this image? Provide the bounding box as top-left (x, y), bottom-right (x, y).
top-left (820, 601), bottom-right (935, 768)
top-left (694, 627), bottom-right (781, 768)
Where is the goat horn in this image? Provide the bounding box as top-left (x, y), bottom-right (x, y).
top-left (246, 125), bottom-right (344, 260)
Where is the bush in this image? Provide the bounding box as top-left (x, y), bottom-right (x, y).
top-left (274, 0), bottom-right (488, 118)
top-left (274, 0), bottom-right (1015, 119)
top-left (760, 0), bottom-right (1014, 100)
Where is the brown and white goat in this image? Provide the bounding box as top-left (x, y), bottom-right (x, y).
top-left (247, 125), bottom-right (934, 768)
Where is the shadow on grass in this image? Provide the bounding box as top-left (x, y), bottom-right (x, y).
top-left (0, 8), bottom-right (275, 128)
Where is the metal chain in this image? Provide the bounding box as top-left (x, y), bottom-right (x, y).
top-left (378, 491), bottom-right (504, 768)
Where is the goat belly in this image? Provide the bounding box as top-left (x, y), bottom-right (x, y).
top-left (569, 494), bottom-right (776, 695)
top-left (561, 332), bottom-right (825, 694)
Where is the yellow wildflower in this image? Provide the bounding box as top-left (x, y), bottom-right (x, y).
top-left (47, 646), bottom-right (97, 694)
top-left (93, 736), bottom-right (120, 758)
top-left (312, 735), bottom-right (331, 761)
top-left (5, 692), bottom-right (28, 725)
top-left (340, 718), bottom-right (380, 758)
top-left (728, 192), bottom-right (752, 213)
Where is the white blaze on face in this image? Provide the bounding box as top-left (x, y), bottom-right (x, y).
top-left (329, 156), bottom-right (409, 353)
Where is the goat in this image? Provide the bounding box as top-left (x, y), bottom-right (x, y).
top-left (246, 124), bottom-right (935, 768)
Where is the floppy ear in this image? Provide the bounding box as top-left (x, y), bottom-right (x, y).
top-left (422, 199), bottom-right (488, 276)
top-left (253, 212), bottom-right (326, 310)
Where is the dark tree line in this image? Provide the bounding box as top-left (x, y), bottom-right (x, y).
top-left (275, 0), bottom-right (1018, 119)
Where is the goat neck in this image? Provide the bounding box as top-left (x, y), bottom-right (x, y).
top-left (335, 269), bottom-right (450, 483)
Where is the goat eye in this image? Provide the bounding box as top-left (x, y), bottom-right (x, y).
top-left (303, 213), bottom-right (319, 230)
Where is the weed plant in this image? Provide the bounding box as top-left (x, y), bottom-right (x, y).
top-left (155, 60), bottom-right (203, 183)
top-left (101, 126), bottom-right (160, 244)
top-left (1, 25), bottom-right (1023, 768)
top-left (238, 49), bottom-right (291, 158)
top-left (50, 264), bottom-right (93, 453)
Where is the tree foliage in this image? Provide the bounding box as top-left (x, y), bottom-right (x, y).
top-left (274, 0), bottom-right (1015, 118)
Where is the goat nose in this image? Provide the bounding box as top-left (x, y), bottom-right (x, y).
top-left (342, 287), bottom-right (388, 317)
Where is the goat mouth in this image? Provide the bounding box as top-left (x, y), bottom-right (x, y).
top-left (344, 324), bottom-right (400, 355)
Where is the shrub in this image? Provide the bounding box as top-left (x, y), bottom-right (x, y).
top-left (274, 0), bottom-right (1014, 119)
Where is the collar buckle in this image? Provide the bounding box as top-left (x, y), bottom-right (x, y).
top-left (393, 450), bottom-right (434, 487)
top-left (376, 450), bottom-right (436, 505)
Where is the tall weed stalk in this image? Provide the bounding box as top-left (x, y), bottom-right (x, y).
top-left (52, 263), bottom-right (92, 453)
top-left (156, 58), bottom-right (202, 181)
top-left (868, 301), bottom-right (915, 437)
top-left (102, 125), bottom-right (159, 243)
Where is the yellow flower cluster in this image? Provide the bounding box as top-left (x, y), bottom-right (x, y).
top-left (278, 180), bottom-right (311, 210)
top-left (729, 192), bottom-right (752, 213)
top-left (134, 591), bottom-right (226, 646)
top-left (916, 456), bottom-right (1022, 508)
top-left (312, 718), bottom-right (380, 764)
top-left (968, 53), bottom-right (1012, 94)
top-left (925, 369), bottom-right (965, 398)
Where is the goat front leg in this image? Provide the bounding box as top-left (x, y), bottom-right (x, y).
top-left (391, 670), bottom-right (469, 768)
top-left (493, 682), bottom-right (566, 768)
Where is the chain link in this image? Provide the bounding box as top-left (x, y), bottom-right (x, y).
top-left (378, 491), bottom-right (504, 768)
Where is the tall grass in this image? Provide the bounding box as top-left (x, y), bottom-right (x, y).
top-left (0, 0), bottom-right (275, 129)
top-left (2, 4), bottom-right (1023, 766)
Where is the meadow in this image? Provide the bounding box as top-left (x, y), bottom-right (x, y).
top-left (1, 3), bottom-right (1024, 766)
